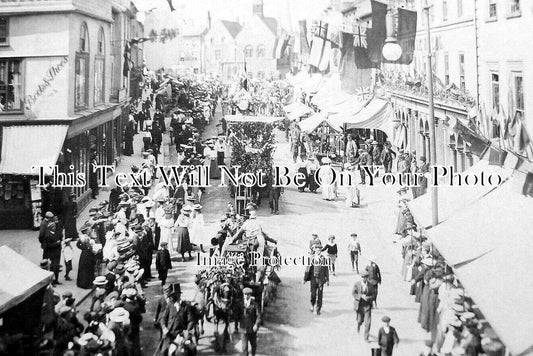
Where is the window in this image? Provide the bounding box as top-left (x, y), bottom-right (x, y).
top-left (459, 53), bottom-right (465, 90)
top-left (489, 0), bottom-right (497, 18)
top-left (0, 59), bottom-right (22, 112)
top-left (0, 17), bottom-right (8, 45)
top-left (94, 28), bottom-right (105, 105)
top-left (443, 0), bottom-right (448, 21)
top-left (75, 24), bottom-right (89, 109)
top-left (256, 45), bottom-right (265, 58)
top-left (244, 45), bottom-right (253, 58)
top-left (514, 74), bottom-right (524, 116)
top-left (215, 50), bottom-right (221, 60)
top-left (444, 52), bottom-right (449, 85)
top-left (457, 0), bottom-right (463, 17)
top-left (510, 0), bottom-right (520, 15)
top-left (491, 72), bottom-right (500, 111)
top-left (221, 36), bottom-right (225, 43)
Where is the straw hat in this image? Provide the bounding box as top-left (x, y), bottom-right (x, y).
top-left (108, 307), bottom-right (130, 323)
top-left (93, 276), bottom-right (107, 286)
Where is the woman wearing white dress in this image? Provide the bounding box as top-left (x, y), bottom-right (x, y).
top-left (319, 157), bottom-right (337, 201)
top-left (189, 204), bottom-right (206, 252)
top-left (158, 207), bottom-right (175, 250)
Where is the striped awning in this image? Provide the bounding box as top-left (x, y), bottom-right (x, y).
top-left (0, 125), bottom-right (69, 175)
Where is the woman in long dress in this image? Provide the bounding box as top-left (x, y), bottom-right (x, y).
top-left (189, 204), bottom-right (206, 252)
top-left (319, 157), bottom-right (336, 201)
top-left (76, 234), bottom-right (97, 289)
top-left (173, 206), bottom-right (192, 261)
top-left (158, 207), bottom-right (175, 249)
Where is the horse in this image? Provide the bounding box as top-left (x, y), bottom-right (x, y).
top-left (205, 279), bottom-right (240, 353)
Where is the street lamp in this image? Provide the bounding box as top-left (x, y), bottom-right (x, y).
top-left (382, 2), bottom-right (402, 61)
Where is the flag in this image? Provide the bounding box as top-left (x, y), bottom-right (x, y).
top-left (514, 119), bottom-right (531, 153)
top-left (352, 25), bottom-right (367, 48)
top-left (339, 32), bottom-right (372, 94)
top-left (299, 20), bottom-right (310, 55)
top-left (130, 37), bottom-right (151, 44)
top-left (390, 8), bottom-right (417, 64)
top-left (308, 22), bottom-right (329, 70)
top-left (367, 0), bottom-right (387, 63)
top-left (167, 0), bottom-right (175, 11)
top-left (123, 42), bottom-right (132, 77)
top-left (319, 39), bottom-right (332, 71)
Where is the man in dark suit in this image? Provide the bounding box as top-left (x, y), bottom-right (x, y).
top-left (241, 287), bottom-right (261, 356)
top-left (366, 255), bottom-right (382, 308)
top-left (156, 283), bottom-right (196, 356)
top-left (304, 242), bottom-right (329, 315)
top-left (352, 270), bottom-right (376, 342)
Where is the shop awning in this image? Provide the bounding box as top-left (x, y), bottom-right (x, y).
top-left (287, 105), bottom-right (313, 121)
top-left (0, 246), bottom-right (53, 315)
top-left (225, 115), bottom-right (283, 124)
top-left (283, 101), bottom-right (310, 114)
top-left (299, 113), bottom-right (342, 133)
top-left (424, 175), bottom-right (533, 356)
top-left (330, 98), bottom-right (394, 138)
top-left (407, 160), bottom-right (512, 229)
top-left (0, 125), bottom-right (69, 175)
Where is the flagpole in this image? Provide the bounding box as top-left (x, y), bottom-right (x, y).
top-left (424, 0), bottom-right (439, 227)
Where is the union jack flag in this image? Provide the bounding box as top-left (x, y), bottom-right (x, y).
top-left (353, 25), bottom-right (367, 48)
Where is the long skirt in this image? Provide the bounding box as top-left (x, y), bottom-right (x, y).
top-left (173, 227), bottom-right (191, 254)
top-left (209, 159), bottom-right (220, 179)
top-left (77, 250), bottom-right (96, 289)
top-left (308, 170), bottom-right (319, 192)
top-left (217, 151), bottom-right (225, 166)
top-left (418, 284), bottom-right (431, 331)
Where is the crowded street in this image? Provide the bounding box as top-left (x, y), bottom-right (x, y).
top-left (0, 0), bottom-right (532, 356)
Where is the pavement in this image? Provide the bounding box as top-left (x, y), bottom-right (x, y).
top-left (1, 98), bottom-right (432, 355)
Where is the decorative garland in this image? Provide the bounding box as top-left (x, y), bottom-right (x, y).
top-left (230, 122), bottom-right (276, 179)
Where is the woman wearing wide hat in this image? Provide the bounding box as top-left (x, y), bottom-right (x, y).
top-left (173, 206), bottom-right (193, 261)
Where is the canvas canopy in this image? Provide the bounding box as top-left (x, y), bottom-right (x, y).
top-left (299, 113), bottom-right (341, 133)
top-left (330, 98), bottom-right (394, 138)
top-left (0, 246), bottom-right (53, 315)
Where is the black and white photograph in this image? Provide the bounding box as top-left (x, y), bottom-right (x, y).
top-left (0, 0), bottom-right (530, 355)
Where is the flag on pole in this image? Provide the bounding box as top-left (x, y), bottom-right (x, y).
top-left (367, 0), bottom-right (387, 63)
top-left (514, 118), bottom-right (531, 153)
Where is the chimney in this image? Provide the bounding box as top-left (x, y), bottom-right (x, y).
top-left (253, 0), bottom-right (264, 18)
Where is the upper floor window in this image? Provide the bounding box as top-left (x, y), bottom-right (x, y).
top-left (79, 23), bottom-right (89, 52)
top-left (443, 0), bottom-right (448, 21)
top-left (221, 36), bottom-right (226, 43)
top-left (256, 45), bottom-right (265, 58)
top-left (215, 50), bottom-right (221, 60)
top-left (457, 0), bottom-right (463, 17)
top-left (491, 72), bottom-right (500, 111)
top-left (489, 0), bottom-right (497, 19)
top-left (514, 74), bottom-right (524, 116)
top-left (0, 17), bottom-right (8, 46)
top-left (0, 59), bottom-right (22, 112)
top-left (94, 27), bottom-right (105, 105)
top-left (459, 53), bottom-right (465, 90)
top-left (509, 0), bottom-right (520, 16)
top-left (97, 27), bottom-right (105, 55)
top-left (444, 52), bottom-right (449, 85)
top-left (244, 45), bottom-right (253, 58)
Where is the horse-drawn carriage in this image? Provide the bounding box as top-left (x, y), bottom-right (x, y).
top-left (194, 236), bottom-right (281, 353)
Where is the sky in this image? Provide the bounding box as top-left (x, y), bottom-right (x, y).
top-left (133, 0), bottom-right (330, 31)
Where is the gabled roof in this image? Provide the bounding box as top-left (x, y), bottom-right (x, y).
top-left (262, 16), bottom-right (278, 36)
top-left (221, 20), bottom-right (242, 39)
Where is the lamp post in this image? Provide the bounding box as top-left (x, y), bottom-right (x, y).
top-left (382, 2), bottom-right (402, 61)
top-left (424, 0), bottom-right (439, 227)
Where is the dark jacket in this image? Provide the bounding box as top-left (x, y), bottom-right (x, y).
top-left (378, 326), bottom-right (400, 352)
top-left (366, 263), bottom-right (382, 285)
top-left (241, 298), bottom-right (261, 334)
top-left (156, 249), bottom-right (172, 271)
top-left (352, 280), bottom-right (376, 312)
top-left (303, 256), bottom-right (329, 285)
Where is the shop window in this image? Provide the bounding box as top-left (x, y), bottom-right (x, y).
top-left (0, 17), bottom-right (8, 46)
top-left (0, 59), bottom-right (22, 112)
top-left (94, 28), bottom-right (105, 105)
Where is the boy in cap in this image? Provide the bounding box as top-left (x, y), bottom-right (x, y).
top-left (303, 241), bottom-right (329, 315)
top-left (62, 238), bottom-right (74, 281)
top-left (241, 287), bottom-right (261, 356)
top-left (377, 315), bottom-right (400, 356)
top-left (155, 241), bottom-right (172, 286)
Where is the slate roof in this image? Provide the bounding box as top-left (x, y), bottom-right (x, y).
top-left (221, 20), bottom-right (243, 38)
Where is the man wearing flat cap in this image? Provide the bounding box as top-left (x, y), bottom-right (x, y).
top-left (352, 270), bottom-right (376, 341)
top-left (377, 315), bottom-right (400, 356)
top-left (241, 287), bottom-right (261, 356)
top-left (303, 241), bottom-right (329, 315)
